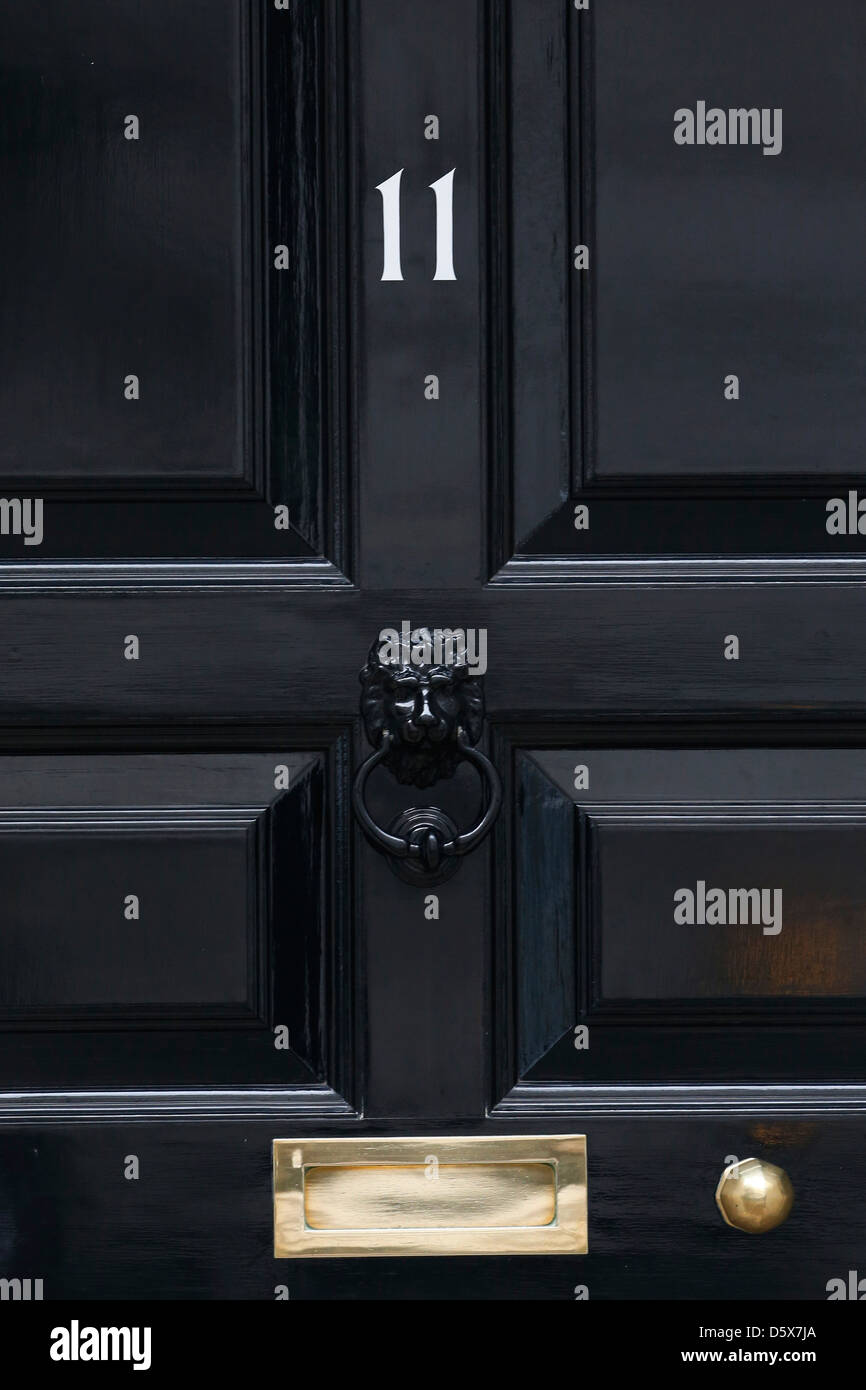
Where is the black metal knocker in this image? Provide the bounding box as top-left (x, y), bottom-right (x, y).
top-left (352, 628), bottom-right (502, 883)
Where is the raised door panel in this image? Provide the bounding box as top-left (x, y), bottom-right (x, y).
top-left (0, 747), bottom-right (353, 1101)
top-left (496, 0), bottom-right (866, 567)
top-left (0, 820), bottom-right (260, 1024)
top-left (0, 0), bottom-right (348, 572)
top-left (498, 745), bottom-right (866, 1093)
top-left (1, 2), bottom-right (246, 486)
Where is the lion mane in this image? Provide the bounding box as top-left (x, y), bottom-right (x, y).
top-left (359, 628), bottom-right (485, 788)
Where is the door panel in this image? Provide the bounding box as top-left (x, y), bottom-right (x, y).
top-left (0, 0), bottom-right (347, 571)
top-left (0, 822), bottom-right (259, 1021)
top-left (587, 1), bottom-right (864, 483)
top-left (498, 0), bottom-right (866, 564)
top-left (0, 0), bottom-right (247, 485)
top-left (0, 748), bottom-right (352, 1096)
top-left (593, 819), bottom-right (865, 1004)
top-left (503, 745), bottom-right (866, 1089)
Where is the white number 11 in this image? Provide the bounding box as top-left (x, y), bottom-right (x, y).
top-left (375, 168), bottom-right (457, 282)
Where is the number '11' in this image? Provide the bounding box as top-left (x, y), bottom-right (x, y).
top-left (375, 168), bottom-right (457, 282)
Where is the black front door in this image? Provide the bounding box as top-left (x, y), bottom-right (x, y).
top-left (1, 0), bottom-right (865, 1311)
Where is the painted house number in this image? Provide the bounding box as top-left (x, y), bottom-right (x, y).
top-left (375, 168), bottom-right (457, 281)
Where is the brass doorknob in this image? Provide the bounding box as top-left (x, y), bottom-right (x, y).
top-left (715, 1157), bottom-right (794, 1234)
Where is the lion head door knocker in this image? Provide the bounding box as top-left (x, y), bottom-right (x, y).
top-left (352, 627), bottom-right (502, 883)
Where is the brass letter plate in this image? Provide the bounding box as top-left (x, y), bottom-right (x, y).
top-left (273, 1134), bottom-right (587, 1257)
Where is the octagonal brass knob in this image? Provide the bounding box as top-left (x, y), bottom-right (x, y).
top-left (715, 1157), bottom-right (794, 1234)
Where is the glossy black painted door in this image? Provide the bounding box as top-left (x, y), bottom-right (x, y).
top-left (0, 0), bottom-right (865, 1302)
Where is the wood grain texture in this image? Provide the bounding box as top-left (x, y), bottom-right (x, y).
top-left (515, 753), bottom-right (575, 1076)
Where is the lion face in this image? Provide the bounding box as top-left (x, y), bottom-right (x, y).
top-left (360, 629), bottom-right (484, 788)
